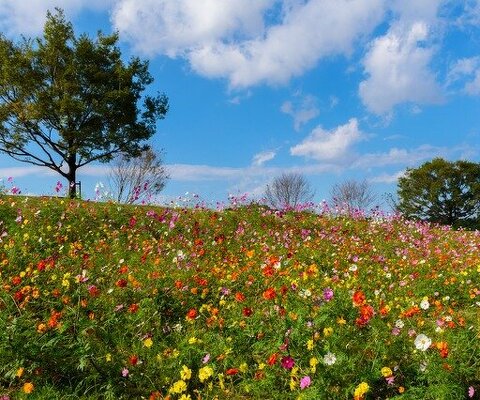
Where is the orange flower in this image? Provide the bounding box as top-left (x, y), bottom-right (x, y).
top-left (226, 368), bottom-right (239, 376)
top-left (186, 308), bottom-right (198, 320)
top-left (267, 353), bottom-right (278, 366)
top-left (262, 288), bottom-right (276, 300)
top-left (235, 292), bottom-right (246, 302)
top-left (436, 341), bottom-right (449, 358)
top-left (352, 290), bottom-right (366, 306)
top-left (23, 382), bottom-right (34, 394)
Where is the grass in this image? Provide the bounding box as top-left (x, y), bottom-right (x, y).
top-left (0, 195), bottom-right (479, 399)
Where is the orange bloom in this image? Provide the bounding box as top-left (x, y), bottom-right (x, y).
top-left (352, 290), bottom-right (366, 306)
top-left (226, 368), bottom-right (239, 376)
top-left (23, 382), bottom-right (34, 394)
top-left (186, 308), bottom-right (198, 320)
top-left (436, 341), bottom-right (449, 358)
top-left (235, 292), bottom-right (246, 302)
top-left (267, 353), bottom-right (278, 366)
top-left (262, 288), bottom-right (276, 300)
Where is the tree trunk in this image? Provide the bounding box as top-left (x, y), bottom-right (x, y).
top-left (67, 153), bottom-right (77, 199)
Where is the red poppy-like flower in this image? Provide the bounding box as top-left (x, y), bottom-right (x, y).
top-left (115, 279), bottom-right (128, 288)
top-left (128, 303), bottom-right (139, 313)
top-left (88, 285), bottom-right (100, 297)
top-left (262, 288), bottom-right (276, 300)
top-left (242, 307), bottom-right (253, 317)
top-left (186, 308), bottom-right (198, 320)
top-left (235, 292), bottom-right (246, 302)
top-left (267, 353), bottom-right (278, 366)
top-left (226, 368), bottom-right (239, 376)
top-left (129, 355), bottom-right (139, 366)
top-left (352, 290), bottom-right (366, 306)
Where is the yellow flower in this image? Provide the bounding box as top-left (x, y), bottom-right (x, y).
top-left (289, 378), bottom-right (297, 391)
top-left (23, 382), bottom-right (34, 394)
top-left (105, 353), bottom-right (112, 362)
top-left (323, 327), bottom-right (333, 337)
top-left (180, 365), bottom-right (192, 380)
top-left (170, 379), bottom-right (187, 393)
top-left (16, 367), bottom-right (24, 378)
top-left (239, 363), bottom-right (248, 373)
top-left (188, 337), bottom-right (199, 344)
top-left (381, 367), bottom-right (393, 377)
top-left (143, 338), bottom-right (153, 348)
top-left (198, 366), bottom-right (213, 382)
top-left (179, 395), bottom-right (192, 400)
top-left (354, 382), bottom-right (369, 399)
top-left (306, 339), bottom-right (314, 350)
top-left (337, 317), bottom-right (346, 325)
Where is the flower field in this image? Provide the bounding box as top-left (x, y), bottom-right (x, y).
top-left (0, 196), bottom-right (479, 399)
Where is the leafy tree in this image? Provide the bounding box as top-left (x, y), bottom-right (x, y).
top-left (397, 158), bottom-right (480, 228)
top-left (264, 172), bottom-right (314, 209)
top-left (0, 9), bottom-right (168, 198)
top-left (330, 179), bottom-right (378, 212)
top-left (108, 148), bottom-right (168, 204)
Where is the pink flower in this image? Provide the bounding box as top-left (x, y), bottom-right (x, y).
top-left (300, 376), bottom-right (311, 389)
top-left (323, 288), bottom-right (334, 302)
top-left (281, 356), bottom-right (295, 370)
top-left (121, 368), bottom-right (129, 377)
top-left (468, 386), bottom-right (475, 398)
top-left (202, 353), bottom-right (210, 364)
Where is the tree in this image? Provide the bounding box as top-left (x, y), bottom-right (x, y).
top-left (397, 158), bottom-right (480, 228)
top-left (264, 172), bottom-right (314, 209)
top-left (0, 9), bottom-right (168, 198)
top-left (108, 148), bottom-right (168, 204)
top-left (330, 179), bottom-right (378, 212)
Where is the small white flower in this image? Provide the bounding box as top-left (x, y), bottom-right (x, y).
top-left (323, 352), bottom-right (336, 366)
top-left (299, 289), bottom-right (312, 298)
top-left (349, 264), bottom-right (358, 272)
top-left (420, 298), bottom-right (430, 310)
top-left (395, 319), bottom-right (404, 329)
top-left (414, 334), bottom-right (432, 351)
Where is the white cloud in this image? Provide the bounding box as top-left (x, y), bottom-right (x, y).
top-left (359, 21), bottom-right (443, 114)
top-left (252, 150), bottom-right (276, 167)
top-left (113, 0), bottom-right (386, 88)
top-left (0, 0), bottom-right (113, 37)
top-left (369, 171), bottom-right (405, 184)
top-left (0, 166), bottom-right (53, 178)
top-left (281, 93), bottom-right (319, 131)
top-left (290, 118), bottom-right (365, 162)
top-left (447, 57), bottom-right (480, 95)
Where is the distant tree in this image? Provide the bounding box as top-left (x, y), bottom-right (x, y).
top-left (330, 179), bottom-right (378, 212)
top-left (397, 158), bottom-right (480, 228)
top-left (264, 172), bottom-right (314, 209)
top-left (109, 148), bottom-right (168, 204)
top-left (0, 9), bottom-right (168, 198)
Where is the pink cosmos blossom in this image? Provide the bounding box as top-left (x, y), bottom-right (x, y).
top-left (300, 376), bottom-right (311, 389)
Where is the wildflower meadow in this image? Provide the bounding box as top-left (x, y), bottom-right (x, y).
top-left (0, 193), bottom-right (479, 399)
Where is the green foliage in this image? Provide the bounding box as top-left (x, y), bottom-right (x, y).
top-left (0, 195), bottom-right (479, 399)
top-left (397, 158), bottom-right (480, 229)
top-left (0, 8), bottom-right (168, 198)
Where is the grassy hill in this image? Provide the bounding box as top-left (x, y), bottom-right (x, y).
top-left (0, 196), bottom-right (479, 399)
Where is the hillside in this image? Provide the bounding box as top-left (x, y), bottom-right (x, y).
top-left (0, 196), bottom-right (479, 399)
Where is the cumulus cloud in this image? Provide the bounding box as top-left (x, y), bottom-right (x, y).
top-left (112, 0), bottom-right (385, 88)
top-left (290, 118), bottom-right (365, 162)
top-left (281, 93), bottom-right (319, 131)
top-left (252, 150), bottom-right (276, 167)
top-left (369, 171), bottom-right (405, 184)
top-left (0, 0), bottom-right (113, 37)
top-left (359, 21), bottom-right (443, 114)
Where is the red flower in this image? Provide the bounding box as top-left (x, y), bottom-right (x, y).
top-left (186, 308), bottom-right (198, 320)
top-left (242, 307), bottom-right (253, 317)
top-left (262, 288), bottom-right (276, 300)
top-left (226, 368), bottom-right (239, 376)
top-left (281, 356), bottom-right (295, 369)
top-left (128, 303), bottom-right (139, 313)
top-left (129, 355), bottom-right (138, 366)
top-left (88, 285), bottom-right (100, 297)
top-left (267, 353), bottom-right (278, 366)
top-left (115, 279), bottom-right (128, 288)
top-left (235, 292), bottom-right (246, 302)
top-left (352, 290), bottom-right (366, 306)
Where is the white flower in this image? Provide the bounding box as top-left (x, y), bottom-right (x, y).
top-left (414, 334), bottom-right (432, 351)
top-left (323, 352), bottom-right (336, 366)
top-left (395, 319), bottom-right (404, 329)
top-left (420, 298), bottom-right (430, 310)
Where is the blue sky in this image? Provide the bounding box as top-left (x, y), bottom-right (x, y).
top-left (0, 0), bottom-right (479, 206)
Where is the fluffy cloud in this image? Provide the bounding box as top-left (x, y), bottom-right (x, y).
top-left (448, 57), bottom-right (480, 95)
top-left (252, 150), bottom-right (276, 167)
top-left (290, 118), bottom-right (365, 162)
top-left (0, 0), bottom-right (112, 36)
top-left (281, 93), bottom-right (319, 131)
top-left (359, 21), bottom-right (443, 114)
top-left (112, 0), bottom-right (385, 88)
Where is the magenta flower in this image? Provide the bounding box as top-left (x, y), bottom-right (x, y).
top-left (281, 356), bottom-right (295, 369)
top-left (323, 288), bottom-right (334, 302)
top-left (300, 376), bottom-right (312, 389)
